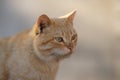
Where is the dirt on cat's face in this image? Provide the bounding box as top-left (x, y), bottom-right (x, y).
top-left (33, 10), bottom-right (77, 61)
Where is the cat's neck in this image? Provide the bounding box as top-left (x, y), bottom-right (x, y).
top-left (27, 29), bottom-right (59, 74)
top-left (29, 51), bottom-right (59, 73)
top-left (7, 28), bottom-right (59, 74)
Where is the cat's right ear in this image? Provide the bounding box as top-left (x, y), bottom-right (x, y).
top-left (37, 14), bottom-right (51, 33)
top-left (33, 14), bottom-right (51, 35)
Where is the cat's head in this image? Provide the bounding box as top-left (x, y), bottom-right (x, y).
top-left (32, 10), bottom-right (77, 62)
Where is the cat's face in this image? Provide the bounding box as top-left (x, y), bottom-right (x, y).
top-left (32, 10), bottom-right (77, 61)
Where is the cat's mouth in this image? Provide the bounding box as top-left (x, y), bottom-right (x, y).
top-left (50, 49), bottom-right (73, 58)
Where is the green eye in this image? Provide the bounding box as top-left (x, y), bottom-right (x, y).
top-left (71, 35), bottom-right (76, 40)
top-left (55, 37), bottom-right (63, 42)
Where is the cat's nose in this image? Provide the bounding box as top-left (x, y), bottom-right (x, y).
top-left (67, 43), bottom-right (73, 50)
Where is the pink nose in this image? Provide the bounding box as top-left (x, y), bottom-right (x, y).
top-left (67, 43), bottom-right (73, 50)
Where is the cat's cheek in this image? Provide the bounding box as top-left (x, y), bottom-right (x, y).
top-left (52, 47), bottom-right (70, 55)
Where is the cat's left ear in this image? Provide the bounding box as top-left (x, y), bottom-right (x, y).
top-left (59, 10), bottom-right (77, 24)
top-left (67, 10), bottom-right (76, 23)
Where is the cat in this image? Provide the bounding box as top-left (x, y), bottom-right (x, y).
top-left (0, 10), bottom-right (78, 80)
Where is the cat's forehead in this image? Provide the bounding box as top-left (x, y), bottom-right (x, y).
top-left (50, 18), bottom-right (76, 35)
top-left (51, 18), bottom-right (68, 26)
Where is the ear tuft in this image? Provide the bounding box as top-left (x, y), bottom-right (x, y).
top-left (67, 10), bottom-right (76, 23)
top-left (37, 14), bottom-right (51, 33)
top-left (59, 10), bottom-right (77, 23)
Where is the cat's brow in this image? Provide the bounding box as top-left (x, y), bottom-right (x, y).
top-left (61, 31), bottom-right (65, 37)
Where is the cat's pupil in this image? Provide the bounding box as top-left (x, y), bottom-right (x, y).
top-left (55, 37), bottom-right (63, 42)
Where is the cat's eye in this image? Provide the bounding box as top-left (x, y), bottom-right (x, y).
top-left (55, 37), bottom-right (64, 42)
top-left (71, 35), bottom-right (76, 41)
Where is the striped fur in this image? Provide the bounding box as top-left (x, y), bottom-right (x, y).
top-left (0, 10), bottom-right (77, 80)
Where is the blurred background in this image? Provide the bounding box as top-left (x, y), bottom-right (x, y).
top-left (0, 0), bottom-right (120, 80)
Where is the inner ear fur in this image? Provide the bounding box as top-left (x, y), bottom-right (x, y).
top-left (37, 14), bottom-right (51, 33)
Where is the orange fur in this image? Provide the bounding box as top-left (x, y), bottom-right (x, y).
top-left (0, 10), bottom-right (77, 80)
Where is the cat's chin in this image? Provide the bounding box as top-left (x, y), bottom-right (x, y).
top-left (34, 44), bottom-right (74, 61)
top-left (50, 50), bottom-right (73, 60)
top-left (35, 51), bottom-right (73, 62)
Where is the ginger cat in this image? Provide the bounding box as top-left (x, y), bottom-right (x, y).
top-left (0, 10), bottom-right (78, 80)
